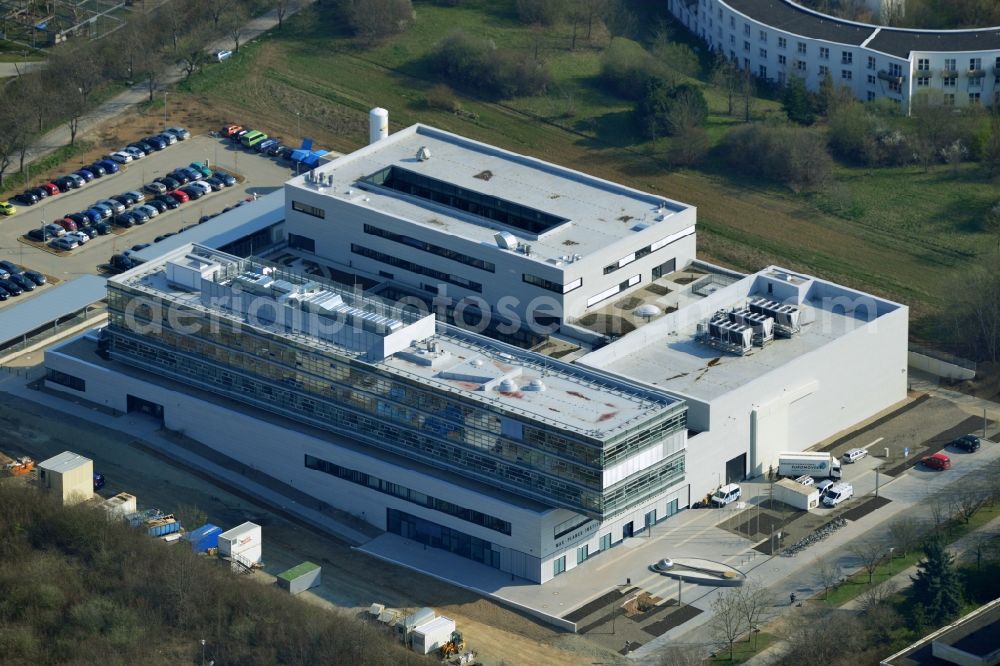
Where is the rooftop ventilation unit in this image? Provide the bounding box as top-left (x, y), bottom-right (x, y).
top-left (494, 231), bottom-right (518, 251)
top-left (525, 379), bottom-right (546, 392)
top-left (728, 308), bottom-right (774, 347)
top-left (416, 146), bottom-right (431, 161)
top-left (703, 311), bottom-right (752, 355)
top-left (748, 297), bottom-right (801, 337)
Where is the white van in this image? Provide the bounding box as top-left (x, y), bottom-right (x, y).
top-left (711, 483), bottom-right (742, 508)
top-left (822, 483), bottom-right (854, 508)
top-left (842, 448), bottom-right (867, 464)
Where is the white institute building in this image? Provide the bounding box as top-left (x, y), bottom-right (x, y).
top-left (669, 0), bottom-right (1000, 112)
top-left (43, 119), bottom-right (907, 584)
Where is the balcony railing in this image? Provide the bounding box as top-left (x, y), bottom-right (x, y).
top-left (966, 68), bottom-right (986, 78)
top-left (940, 68), bottom-right (958, 78)
top-left (878, 70), bottom-right (904, 84)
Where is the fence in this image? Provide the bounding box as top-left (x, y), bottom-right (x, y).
top-left (908, 344), bottom-right (976, 381)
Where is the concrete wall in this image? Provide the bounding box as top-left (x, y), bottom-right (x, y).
top-left (908, 350), bottom-right (975, 381)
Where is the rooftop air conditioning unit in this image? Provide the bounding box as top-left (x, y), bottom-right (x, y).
top-left (494, 231), bottom-right (518, 251)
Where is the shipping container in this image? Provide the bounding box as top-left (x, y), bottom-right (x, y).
top-left (218, 522), bottom-right (262, 564)
top-left (146, 517), bottom-right (180, 537)
top-left (125, 508), bottom-right (163, 528)
top-left (397, 607), bottom-right (436, 642)
top-left (102, 492), bottom-right (137, 520)
top-left (773, 478), bottom-right (820, 510)
top-left (277, 561), bottom-right (321, 595)
top-left (185, 524), bottom-right (222, 553)
top-left (412, 617), bottom-right (456, 655)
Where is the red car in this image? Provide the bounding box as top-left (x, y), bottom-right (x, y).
top-left (922, 452), bottom-right (951, 470)
top-left (41, 182), bottom-right (60, 197)
top-left (56, 217), bottom-right (78, 232)
top-left (169, 189), bottom-right (189, 203)
top-left (221, 124), bottom-right (243, 137)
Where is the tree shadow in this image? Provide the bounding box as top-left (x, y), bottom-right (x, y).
top-left (574, 109), bottom-right (642, 149)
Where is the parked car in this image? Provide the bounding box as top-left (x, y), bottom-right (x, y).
top-left (26, 228), bottom-right (51, 242)
top-left (168, 170), bottom-right (191, 185)
top-left (8, 273), bottom-right (34, 292)
top-left (123, 146), bottom-right (145, 160)
top-left (134, 140), bottom-right (156, 154)
top-left (108, 254), bottom-right (134, 272)
top-left (144, 181), bottom-right (167, 195)
top-left (136, 204), bottom-right (159, 219)
top-left (114, 213), bottom-right (136, 228)
top-left (221, 124), bottom-right (243, 137)
top-left (97, 198), bottom-right (126, 215)
top-left (79, 223), bottom-right (98, 239)
top-left (67, 173), bottom-right (86, 188)
top-left (166, 127), bottom-right (191, 141)
top-left (108, 151), bottom-right (133, 164)
top-left (203, 177), bottom-right (225, 191)
top-left (67, 231), bottom-right (90, 244)
top-left (66, 213), bottom-right (89, 227)
top-left (169, 189), bottom-right (190, 203)
top-left (0, 279), bottom-right (23, 296)
top-left (125, 190), bottom-right (146, 204)
top-left (144, 135), bottom-right (167, 150)
top-left (950, 434), bottom-right (981, 453)
top-left (158, 175), bottom-right (181, 190)
top-left (189, 180), bottom-right (212, 195)
top-left (232, 129), bottom-right (249, 143)
top-left (180, 167), bottom-right (201, 182)
top-left (0, 289), bottom-right (8, 301)
top-left (710, 483), bottom-right (741, 508)
top-left (0, 264), bottom-right (10, 279)
top-left (256, 138), bottom-right (278, 154)
top-left (86, 163), bottom-right (107, 178)
top-left (53, 176), bottom-right (76, 192)
top-left (0, 260), bottom-right (21, 276)
top-left (822, 482), bottom-right (854, 507)
top-left (84, 207), bottom-right (107, 223)
top-left (55, 217), bottom-right (78, 232)
top-left (922, 453), bottom-right (952, 470)
top-left (179, 186), bottom-right (203, 200)
top-left (50, 236), bottom-right (79, 251)
top-left (0, 201), bottom-right (15, 215)
top-left (75, 168), bottom-right (95, 182)
top-left (146, 198), bottom-right (168, 214)
top-left (842, 448), bottom-right (867, 464)
top-left (43, 223), bottom-right (66, 237)
top-left (24, 270), bottom-right (46, 286)
top-left (158, 132), bottom-right (178, 145)
top-left (114, 193), bottom-right (137, 207)
top-left (18, 190), bottom-right (39, 205)
top-left (155, 195), bottom-right (180, 210)
top-left (130, 207), bottom-right (150, 224)
top-left (41, 182), bottom-right (60, 197)
top-left (190, 161), bottom-right (212, 177)
top-left (97, 159), bottom-right (119, 174)
top-left (214, 49), bottom-right (233, 62)
top-left (94, 221), bottom-right (113, 235)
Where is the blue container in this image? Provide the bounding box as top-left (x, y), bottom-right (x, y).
top-left (147, 519), bottom-right (180, 537)
top-left (125, 509), bottom-right (162, 528)
top-left (185, 524), bottom-right (222, 553)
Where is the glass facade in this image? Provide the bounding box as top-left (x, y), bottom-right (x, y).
top-left (304, 453), bottom-right (511, 535)
top-left (106, 280), bottom-right (686, 520)
top-left (387, 508), bottom-right (501, 570)
top-left (351, 244), bottom-right (483, 293)
top-left (363, 224), bottom-right (495, 273)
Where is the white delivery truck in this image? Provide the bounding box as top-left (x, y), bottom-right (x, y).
top-left (777, 452), bottom-right (842, 480)
top-left (822, 483), bottom-right (854, 508)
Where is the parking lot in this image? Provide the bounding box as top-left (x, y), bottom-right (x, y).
top-left (0, 135), bottom-right (293, 309)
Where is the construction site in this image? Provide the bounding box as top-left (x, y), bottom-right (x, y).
top-left (0, 0), bottom-right (127, 48)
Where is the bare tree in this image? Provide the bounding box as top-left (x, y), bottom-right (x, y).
top-left (850, 540), bottom-right (888, 584)
top-left (736, 581), bottom-right (773, 643)
top-left (275, 0), bottom-right (289, 29)
top-left (657, 644), bottom-right (705, 665)
top-left (135, 46), bottom-right (165, 103)
top-left (781, 608), bottom-right (866, 665)
top-left (952, 483), bottom-right (990, 524)
top-left (815, 557), bottom-right (841, 599)
top-left (177, 33), bottom-right (210, 80)
top-left (741, 68), bottom-right (757, 122)
top-left (929, 498), bottom-right (952, 533)
top-left (710, 589), bottom-right (746, 662)
top-left (888, 516), bottom-right (927, 558)
top-left (209, 0), bottom-right (234, 29)
top-left (712, 56), bottom-right (740, 116)
top-left (229, 4), bottom-right (246, 53)
top-left (859, 579), bottom-right (896, 613)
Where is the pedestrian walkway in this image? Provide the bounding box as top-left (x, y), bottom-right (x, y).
top-left (20, 0), bottom-right (315, 169)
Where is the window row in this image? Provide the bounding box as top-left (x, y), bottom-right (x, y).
top-left (602, 225), bottom-right (694, 275)
top-left (522, 273), bottom-right (582, 294)
top-left (291, 200), bottom-right (325, 219)
top-left (363, 224), bottom-right (496, 273)
top-left (351, 244), bottom-right (483, 292)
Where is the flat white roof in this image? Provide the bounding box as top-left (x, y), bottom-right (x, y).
top-left (288, 124), bottom-right (689, 264)
top-left (39, 451), bottom-right (92, 474)
top-left (581, 266), bottom-right (903, 402)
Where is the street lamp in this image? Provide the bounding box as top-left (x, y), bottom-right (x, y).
top-left (200, 639), bottom-right (206, 666)
top-left (888, 547), bottom-right (895, 576)
top-left (610, 580), bottom-right (631, 634)
top-left (163, 92), bottom-right (169, 130)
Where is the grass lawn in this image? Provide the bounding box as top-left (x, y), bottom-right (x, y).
top-left (709, 632), bottom-right (778, 664)
top-left (175, 0), bottom-right (998, 333)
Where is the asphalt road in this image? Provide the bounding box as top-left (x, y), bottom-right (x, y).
top-left (0, 135), bottom-right (293, 309)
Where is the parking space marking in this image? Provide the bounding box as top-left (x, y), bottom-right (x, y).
top-left (862, 437), bottom-right (884, 450)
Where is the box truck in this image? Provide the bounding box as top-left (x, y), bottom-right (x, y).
top-left (777, 452), bottom-right (842, 480)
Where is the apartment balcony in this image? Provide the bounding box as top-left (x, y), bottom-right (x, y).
top-left (966, 68), bottom-right (986, 78)
top-left (940, 68), bottom-right (958, 78)
top-left (878, 70), bottom-right (904, 84)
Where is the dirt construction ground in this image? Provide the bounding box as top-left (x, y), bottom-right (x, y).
top-left (0, 387), bottom-right (621, 666)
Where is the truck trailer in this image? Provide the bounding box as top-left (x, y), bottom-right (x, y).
top-left (777, 452), bottom-right (842, 480)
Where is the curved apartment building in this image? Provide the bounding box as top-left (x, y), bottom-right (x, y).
top-left (668, 0), bottom-right (1000, 112)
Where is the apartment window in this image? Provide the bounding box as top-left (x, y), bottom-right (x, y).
top-left (778, 71), bottom-right (786, 85)
top-left (759, 48), bottom-right (767, 58)
top-left (363, 224), bottom-right (495, 272)
top-left (586, 274), bottom-right (640, 308)
top-left (291, 200), bottom-right (325, 219)
top-left (943, 93), bottom-right (955, 106)
top-left (744, 40), bottom-right (750, 52)
top-left (819, 65), bottom-right (829, 76)
top-left (944, 58), bottom-right (956, 71)
top-left (730, 34), bottom-right (735, 45)
top-left (759, 65), bottom-right (767, 78)
top-left (841, 70), bottom-right (852, 80)
top-left (944, 76), bottom-right (957, 87)
top-left (970, 76), bottom-right (984, 88)
top-left (819, 47), bottom-right (829, 60)
top-left (995, 56), bottom-right (1000, 68)
top-left (889, 63), bottom-right (902, 77)
top-left (778, 36), bottom-right (787, 49)
top-left (577, 545), bottom-right (589, 565)
top-left (796, 60), bottom-right (806, 72)
top-left (778, 54), bottom-right (786, 65)
top-left (522, 273), bottom-right (581, 294)
top-left (729, 16), bottom-right (735, 28)
top-left (553, 556), bottom-right (566, 576)
top-left (797, 42), bottom-right (806, 54)
top-left (744, 58), bottom-right (750, 70)
top-left (867, 74), bottom-right (876, 84)
top-left (743, 23), bottom-right (750, 36)
top-left (867, 56), bottom-right (876, 70)
top-left (916, 76), bottom-right (930, 87)
top-left (867, 91), bottom-right (875, 101)
top-left (759, 30), bottom-right (767, 42)
top-left (599, 533), bottom-right (612, 551)
top-left (969, 58), bottom-right (982, 71)
top-left (970, 92), bottom-right (981, 105)
top-left (287, 233), bottom-right (315, 252)
top-left (351, 244), bottom-right (483, 292)
top-left (917, 58), bottom-right (929, 71)
top-left (841, 51), bottom-right (853, 65)
top-left (305, 455), bottom-right (512, 535)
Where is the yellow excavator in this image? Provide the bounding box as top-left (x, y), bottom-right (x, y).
top-left (438, 630), bottom-right (466, 659)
